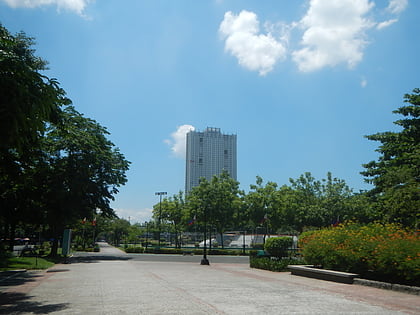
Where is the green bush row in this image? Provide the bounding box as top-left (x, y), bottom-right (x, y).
top-left (125, 246), bottom-right (247, 256)
top-left (74, 245), bottom-right (99, 252)
top-left (299, 222), bottom-right (420, 286)
top-left (250, 257), bottom-right (302, 272)
top-left (125, 246), bottom-right (145, 253)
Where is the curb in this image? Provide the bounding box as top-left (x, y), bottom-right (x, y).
top-left (354, 278), bottom-right (420, 295)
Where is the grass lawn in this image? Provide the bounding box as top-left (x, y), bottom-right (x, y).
top-left (0, 257), bottom-right (55, 271)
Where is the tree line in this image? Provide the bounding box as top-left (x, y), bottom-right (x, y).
top-left (153, 88), bottom-right (419, 246)
top-left (0, 25), bottom-right (130, 255)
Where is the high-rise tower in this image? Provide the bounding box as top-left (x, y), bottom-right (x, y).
top-left (185, 127), bottom-right (237, 193)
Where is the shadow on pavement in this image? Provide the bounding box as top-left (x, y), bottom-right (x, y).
top-left (0, 292), bottom-right (68, 314)
top-left (69, 254), bottom-right (132, 264)
top-left (0, 271), bottom-right (42, 288)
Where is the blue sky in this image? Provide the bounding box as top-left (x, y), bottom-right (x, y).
top-left (1, 0), bottom-right (418, 223)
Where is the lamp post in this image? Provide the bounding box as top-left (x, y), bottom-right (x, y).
top-left (155, 191), bottom-right (167, 248)
top-left (242, 229), bottom-right (246, 255)
top-left (145, 222), bottom-right (148, 250)
top-left (262, 205), bottom-right (268, 245)
top-left (200, 205), bottom-right (210, 265)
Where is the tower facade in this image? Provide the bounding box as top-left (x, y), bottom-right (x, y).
top-left (185, 127), bottom-right (237, 193)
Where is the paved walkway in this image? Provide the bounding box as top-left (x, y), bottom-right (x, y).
top-left (1, 243), bottom-right (419, 314)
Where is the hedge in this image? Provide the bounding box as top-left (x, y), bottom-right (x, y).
top-left (250, 257), bottom-right (302, 272)
top-left (264, 237), bottom-right (293, 258)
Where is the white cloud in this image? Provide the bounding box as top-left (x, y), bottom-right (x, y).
top-left (376, 18), bottom-right (398, 30)
top-left (386, 0), bottom-right (408, 14)
top-left (292, 0), bottom-right (375, 72)
top-left (361, 77), bottom-right (368, 87)
top-left (219, 10), bottom-right (287, 76)
top-left (375, 0), bottom-right (408, 30)
top-left (2, 0), bottom-right (91, 15)
top-left (165, 124), bottom-right (195, 158)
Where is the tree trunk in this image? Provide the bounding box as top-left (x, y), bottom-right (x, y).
top-left (50, 238), bottom-right (59, 257)
top-left (220, 232), bottom-right (224, 249)
top-left (8, 222), bottom-right (16, 252)
top-left (49, 225), bottom-right (61, 257)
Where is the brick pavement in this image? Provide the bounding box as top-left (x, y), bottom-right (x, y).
top-left (1, 243), bottom-right (418, 314)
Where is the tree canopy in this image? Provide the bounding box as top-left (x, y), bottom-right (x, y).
top-left (361, 88), bottom-right (420, 229)
top-left (39, 106), bottom-right (130, 254)
top-left (186, 170), bottom-right (240, 247)
top-left (0, 24), bottom-right (68, 152)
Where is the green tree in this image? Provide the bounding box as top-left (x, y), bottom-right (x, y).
top-left (345, 192), bottom-right (379, 224)
top-left (288, 172), bottom-right (325, 231)
top-left (0, 25), bottom-right (68, 250)
top-left (153, 191), bottom-right (186, 248)
top-left (39, 106), bottom-right (130, 255)
top-left (285, 172), bottom-right (360, 232)
top-left (211, 171), bottom-right (241, 246)
top-left (0, 25), bottom-right (130, 254)
top-left (361, 88), bottom-right (420, 229)
top-left (319, 172), bottom-right (354, 223)
top-left (0, 25), bottom-right (68, 152)
top-left (188, 171), bottom-right (240, 248)
top-left (243, 176), bottom-right (282, 235)
top-left (107, 219), bottom-right (131, 246)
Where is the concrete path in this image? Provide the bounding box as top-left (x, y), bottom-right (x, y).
top-left (1, 242), bottom-right (419, 314)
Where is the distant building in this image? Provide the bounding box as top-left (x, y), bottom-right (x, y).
top-left (185, 127), bottom-right (237, 193)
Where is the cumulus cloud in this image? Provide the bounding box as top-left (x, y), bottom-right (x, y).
top-left (165, 124), bottom-right (195, 158)
top-left (292, 0), bottom-right (375, 72)
top-left (386, 0), bottom-right (408, 14)
top-left (1, 0), bottom-right (91, 15)
top-left (219, 10), bottom-right (287, 76)
top-left (219, 1), bottom-right (409, 74)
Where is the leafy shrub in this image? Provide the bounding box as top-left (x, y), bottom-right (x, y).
top-left (125, 246), bottom-right (144, 253)
top-left (250, 257), bottom-right (303, 272)
top-left (264, 237), bottom-right (293, 258)
top-left (299, 222), bottom-right (420, 285)
top-left (208, 249), bottom-right (241, 255)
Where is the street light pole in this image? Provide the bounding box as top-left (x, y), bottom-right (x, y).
top-left (155, 191), bottom-right (167, 248)
top-left (145, 222), bottom-right (149, 250)
top-left (201, 205), bottom-right (209, 265)
top-left (243, 229), bottom-right (246, 255)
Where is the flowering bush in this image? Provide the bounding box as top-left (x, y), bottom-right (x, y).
top-left (299, 222), bottom-right (420, 286)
